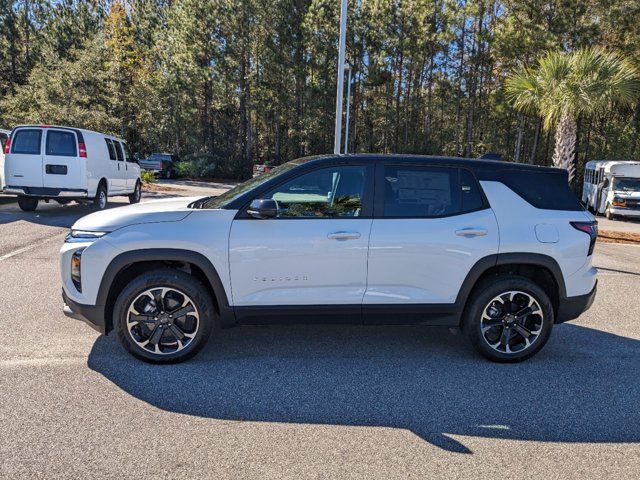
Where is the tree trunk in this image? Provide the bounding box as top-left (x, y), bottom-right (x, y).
top-left (513, 113), bottom-right (525, 162)
top-left (529, 116), bottom-right (541, 164)
top-left (552, 114), bottom-right (577, 183)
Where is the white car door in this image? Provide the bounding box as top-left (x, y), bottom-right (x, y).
top-left (364, 163), bottom-right (499, 323)
top-left (42, 128), bottom-right (83, 190)
top-left (112, 140), bottom-right (129, 193)
top-left (4, 127), bottom-right (44, 188)
top-left (122, 142), bottom-right (140, 190)
top-left (228, 163), bottom-right (374, 320)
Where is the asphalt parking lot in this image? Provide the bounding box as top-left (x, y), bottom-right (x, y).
top-left (0, 185), bottom-right (639, 479)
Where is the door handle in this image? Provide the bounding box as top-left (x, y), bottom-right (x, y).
top-left (455, 228), bottom-right (487, 237)
top-left (327, 231), bottom-right (361, 240)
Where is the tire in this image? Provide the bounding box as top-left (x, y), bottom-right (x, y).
top-left (605, 204), bottom-right (616, 220)
top-left (92, 183), bottom-right (108, 210)
top-left (17, 196), bottom-right (38, 211)
top-left (113, 268), bottom-right (215, 363)
top-left (165, 169), bottom-right (173, 179)
top-left (128, 181), bottom-right (142, 204)
top-left (462, 275), bottom-right (554, 363)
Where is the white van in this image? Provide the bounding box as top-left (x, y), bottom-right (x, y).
top-left (582, 160), bottom-right (640, 219)
top-left (0, 128), bottom-right (10, 189)
top-left (3, 125), bottom-right (141, 211)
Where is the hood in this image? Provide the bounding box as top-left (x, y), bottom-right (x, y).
top-left (72, 196), bottom-right (201, 232)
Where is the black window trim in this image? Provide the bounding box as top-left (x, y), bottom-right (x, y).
top-left (45, 129), bottom-right (78, 157)
top-left (10, 128), bottom-right (43, 155)
top-left (234, 161), bottom-right (375, 220)
top-left (373, 162), bottom-right (490, 219)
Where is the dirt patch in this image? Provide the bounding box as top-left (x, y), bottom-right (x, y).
top-left (143, 183), bottom-right (182, 193)
top-left (598, 229), bottom-right (640, 245)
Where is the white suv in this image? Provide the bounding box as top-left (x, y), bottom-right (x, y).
top-left (4, 125), bottom-right (141, 211)
top-left (60, 155), bottom-right (598, 363)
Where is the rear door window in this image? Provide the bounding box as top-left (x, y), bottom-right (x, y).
top-left (12, 129), bottom-right (42, 155)
top-left (114, 141), bottom-right (124, 161)
top-left (382, 165), bottom-right (460, 217)
top-left (460, 169), bottom-right (485, 212)
top-left (46, 130), bottom-right (77, 156)
top-left (105, 139), bottom-right (117, 160)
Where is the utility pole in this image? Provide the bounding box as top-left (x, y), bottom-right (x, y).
top-left (333, 0), bottom-right (348, 155)
top-left (344, 64), bottom-right (352, 154)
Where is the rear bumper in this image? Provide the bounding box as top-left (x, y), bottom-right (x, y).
top-left (62, 289), bottom-right (106, 334)
top-left (5, 186), bottom-right (88, 198)
top-left (556, 281), bottom-right (597, 323)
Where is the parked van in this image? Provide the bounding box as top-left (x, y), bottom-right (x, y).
top-left (3, 125), bottom-right (141, 211)
top-left (583, 160), bottom-right (640, 219)
top-left (0, 128), bottom-right (10, 189)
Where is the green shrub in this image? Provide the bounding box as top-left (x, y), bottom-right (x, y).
top-left (141, 170), bottom-right (157, 184)
top-left (176, 154), bottom-right (219, 178)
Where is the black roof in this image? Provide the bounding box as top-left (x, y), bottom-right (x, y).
top-left (291, 153), bottom-right (565, 180)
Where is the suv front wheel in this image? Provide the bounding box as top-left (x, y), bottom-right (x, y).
top-left (463, 275), bottom-right (553, 362)
top-left (113, 269), bottom-right (215, 363)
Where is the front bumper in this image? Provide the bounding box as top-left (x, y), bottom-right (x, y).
top-left (556, 281), bottom-right (597, 323)
top-left (5, 186), bottom-right (88, 198)
top-left (62, 289), bottom-right (106, 334)
top-left (608, 207), bottom-right (640, 218)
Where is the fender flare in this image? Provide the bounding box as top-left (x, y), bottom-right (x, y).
top-left (98, 248), bottom-right (235, 331)
top-left (454, 252), bottom-right (567, 310)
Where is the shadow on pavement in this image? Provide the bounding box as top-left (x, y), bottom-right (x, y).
top-left (88, 323), bottom-right (640, 454)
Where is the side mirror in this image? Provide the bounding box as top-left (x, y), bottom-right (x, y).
top-left (247, 198), bottom-right (278, 219)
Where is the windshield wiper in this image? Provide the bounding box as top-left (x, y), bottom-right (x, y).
top-left (188, 196), bottom-right (215, 209)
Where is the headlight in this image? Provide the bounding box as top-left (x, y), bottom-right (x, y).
top-left (65, 230), bottom-right (109, 243)
top-left (612, 196), bottom-right (626, 207)
top-left (71, 248), bottom-right (84, 292)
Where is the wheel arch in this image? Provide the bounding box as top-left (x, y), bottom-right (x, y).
top-left (456, 253), bottom-right (566, 323)
top-left (98, 249), bottom-right (233, 334)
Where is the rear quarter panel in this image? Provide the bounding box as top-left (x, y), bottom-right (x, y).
top-left (481, 180), bottom-right (595, 296)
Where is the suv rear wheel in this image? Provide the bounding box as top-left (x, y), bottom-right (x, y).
top-left (113, 269), bottom-right (215, 363)
top-left (17, 196), bottom-right (38, 212)
top-left (463, 275), bottom-right (553, 362)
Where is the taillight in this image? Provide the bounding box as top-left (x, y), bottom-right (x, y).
top-left (571, 221), bottom-right (598, 256)
top-left (79, 142), bottom-right (87, 158)
top-left (3, 137), bottom-right (10, 154)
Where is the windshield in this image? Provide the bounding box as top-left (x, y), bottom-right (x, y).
top-left (195, 160), bottom-right (303, 209)
top-left (613, 177), bottom-right (640, 192)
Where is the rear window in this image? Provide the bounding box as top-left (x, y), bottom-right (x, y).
top-left (497, 170), bottom-right (583, 211)
top-left (150, 154), bottom-right (171, 161)
top-left (46, 130), bottom-right (77, 156)
top-left (114, 141), bottom-right (124, 161)
top-left (12, 129), bottom-right (42, 155)
top-left (105, 139), bottom-right (116, 160)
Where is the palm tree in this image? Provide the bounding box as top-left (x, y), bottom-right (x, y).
top-left (505, 47), bottom-right (640, 182)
